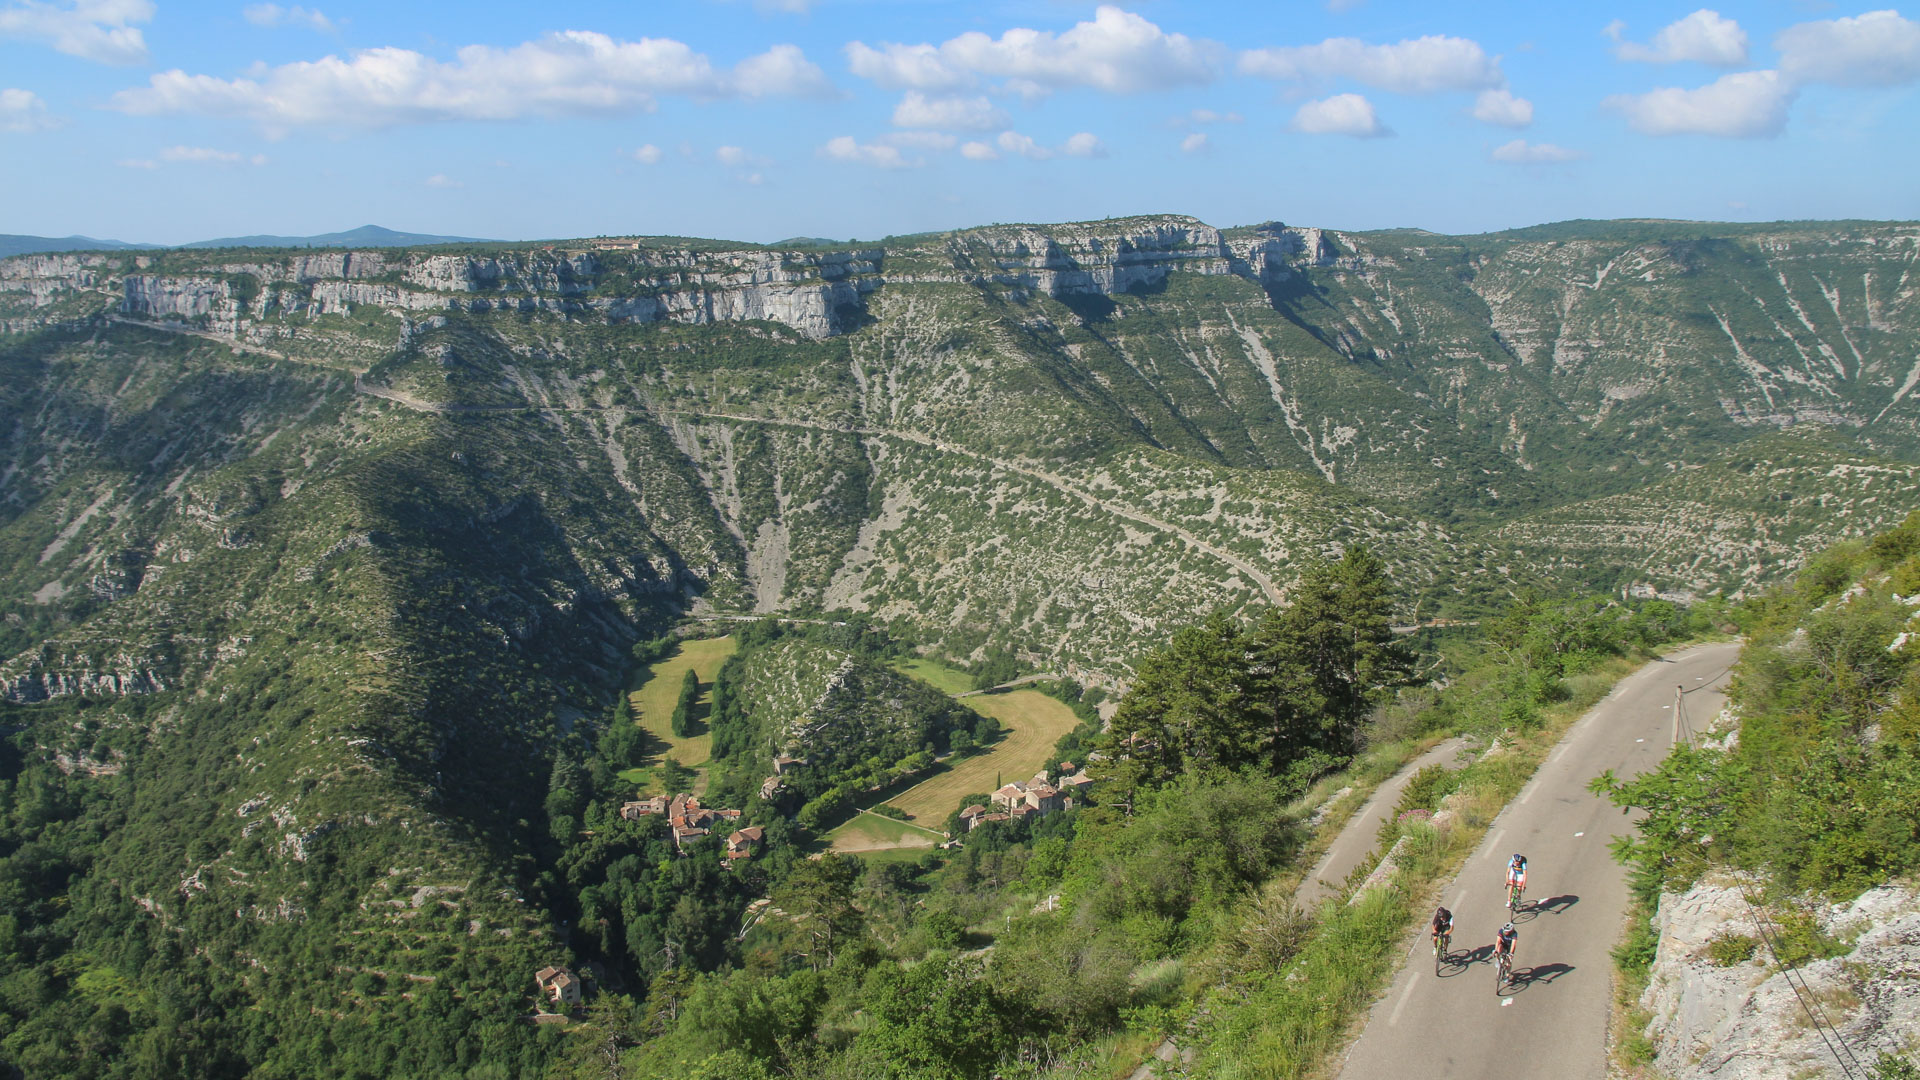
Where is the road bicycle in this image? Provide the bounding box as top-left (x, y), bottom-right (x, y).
top-left (1494, 948), bottom-right (1513, 993)
top-left (1507, 879), bottom-right (1526, 914)
top-left (1433, 928), bottom-right (1451, 974)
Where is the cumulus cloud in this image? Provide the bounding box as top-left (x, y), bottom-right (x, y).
top-left (845, 5), bottom-right (1219, 96)
top-left (632, 143), bottom-right (662, 164)
top-left (996, 130), bottom-right (1051, 159)
top-left (1241, 34), bottom-right (1502, 94)
top-left (890, 91), bottom-right (1007, 131)
top-left (423, 172), bottom-right (462, 188)
top-left (110, 33), bottom-right (836, 129)
top-left (1604, 69), bottom-right (1793, 137)
top-left (1490, 139), bottom-right (1585, 163)
top-left (1290, 92), bottom-right (1388, 137)
top-left (959, 140), bottom-right (998, 160)
top-left (1607, 9), bottom-right (1748, 66)
top-left (1180, 132), bottom-right (1208, 153)
top-left (242, 3), bottom-right (332, 31)
top-left (715, 145), bottom-right (771, 167)
top-left (0, 0), bottom-right (153, 64)
top-left (1472, 87), bottom-right (1532, 127)
top-left (0, 87), bottom-right (54, 132)
top-left (1777, 9), bottom-right (1920, 88)
top-left (821, 134), bottom-right (914, 168)
top-left (1061, 131), bottom-right (1104, 157)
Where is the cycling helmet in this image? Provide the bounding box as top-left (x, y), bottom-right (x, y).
top-left (1512, 853), bottom-right (1524, 862)
top-left (1502, 922), bottom-right (1515, 933)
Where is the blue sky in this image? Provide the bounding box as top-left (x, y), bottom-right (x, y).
top-left (2, 0), bottom-right (1917, 244)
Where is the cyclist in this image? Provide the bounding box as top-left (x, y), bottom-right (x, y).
top-left (1430, 905), bottom-right (1453, 947)
top-left (1505, 853), bottom-right (1528, 899)
top-left (1493, 921), bottom-right (1518, 965)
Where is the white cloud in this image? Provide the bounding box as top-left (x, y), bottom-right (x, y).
top-left (715, 145), bottom-right (772, 167)
top-left (960, 140), bottom-right (998, 160)
top-left (243, 3), bottom-right (333, 31)
top-left (0, 0), bottom-right (153, 65)
top-left (1327, 0), bottom-right (1363, 10)
top-left (1062, 131), bottom-right (1104, 157)
top-left (423, 173), bottom-right (462, 188)
top-left (1180, 132), bottom-right (1208, 153)
top-left (0, 87), bottom-right (54, 132)
top-left (1290, 92), bottom-right (1387, 137)
top-left (1777, 10), bottom-right (1920, 88)
top-left (1472, 87), bottom-right (1532, 127)
top-left (890, 91), bottom-right (1007, 131)
top-left (1605, 69), bottom-right (1793, 137)
top-left (1608, 9), bottom-right (1748, 66)
top-left (1490, 139), bottom-right (1585, 164)
top-left (110, 33), bottom-right (835, 129)
top-left (161, 145), bottom-right (268, 165)
top-left (845, 5), bottom-right (1220, 95)
top-left (632, 143), bottom-right (662, 164)
top-left (120, 144), bottom-right (268, 167)
top-left (1241, 34), bottom-right (1502, 94)
top-left (821, 134), bottom-right (914, 168)
top-left (996, 130), bottom-right (1051, 159)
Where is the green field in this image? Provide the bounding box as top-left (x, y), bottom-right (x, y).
top-left (884, 660), bottom-right (1083, 827)
top-left (626, 636), bottom-right (738, 789)
top-left (826, 811), bottom-right (942, 853)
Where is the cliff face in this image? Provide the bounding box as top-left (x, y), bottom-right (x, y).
top-left (1, 218), bottom-right (1340, 342)
top-left (1640, 880), bottom-right (1920, 1080)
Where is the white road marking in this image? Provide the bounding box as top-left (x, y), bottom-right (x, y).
top-left (1574, 832), bottom-right (1585, 838)
top-left (1501, 997), bottom-right (1514, 1007)
top-left (1662, 705), bottom-right (1671, 709)
top-left (1636, 738), bottom-right (1645, 743)
top-left (1487, 827), bottom-right (1507, 854)
top-left (1452, 892), bottom-right (1466, 910)
top-left (1388, 979), bottom-right (1419, 1026)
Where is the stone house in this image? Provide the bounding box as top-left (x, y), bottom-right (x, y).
top-left (724, 826), bottom-right (765, 861)
top-left (534, 965), bottom-right (582, 1007)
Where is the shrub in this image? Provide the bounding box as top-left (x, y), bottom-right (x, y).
top-left (1704, 930), bottom-right (1759, 966)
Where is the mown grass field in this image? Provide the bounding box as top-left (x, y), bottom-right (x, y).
top-left (826, 812), bottom-right (942, 853)
top-left (626, 636), bottom-right (737, 785)
top-left (883, 659), bottom-right (1082, 826)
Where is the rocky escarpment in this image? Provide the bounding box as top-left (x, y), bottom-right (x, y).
top-left (958, 217), bottom-right (1331, 296)
top-left (1639, 879), bottom-right (1919, 1079)
top-left (0, 215), bottom-right (1341, 344)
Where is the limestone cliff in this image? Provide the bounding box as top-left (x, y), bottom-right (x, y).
top-left (1639, 879), bottom-right (1919, 1079)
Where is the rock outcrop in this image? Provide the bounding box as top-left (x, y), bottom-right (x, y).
top-left (1640, 879), bottom-right (1920, 1080)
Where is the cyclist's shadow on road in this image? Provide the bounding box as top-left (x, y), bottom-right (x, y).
top-left (1506, 963), bottom-right (1576, 994)
top-left (1514, 894), bottom-right (1579, 923)
top-left (1438, 944), bottom-right (1493, 977)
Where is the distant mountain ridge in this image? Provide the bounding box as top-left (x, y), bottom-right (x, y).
top-left (178, 224), bottom-right (494, 249)
top-left (0, 234), bottom-right (145, 258)
top-left (0, 224), bottom-right (492, 257)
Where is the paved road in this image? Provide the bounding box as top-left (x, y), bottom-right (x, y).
top-left (1298, 737), bottom-right (1474, 908)
top-left (1335, 642), bottom-right (1740, 1080)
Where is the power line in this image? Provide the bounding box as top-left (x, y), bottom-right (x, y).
top-left (1729, 874), bottom-right (1871, 1080)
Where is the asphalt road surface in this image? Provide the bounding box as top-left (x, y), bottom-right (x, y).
top-left (1334, 642), bottom-right (1740, 1080)
top-left (1298, 737), bottom-right (1474, 908)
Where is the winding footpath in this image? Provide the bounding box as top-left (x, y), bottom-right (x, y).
top-left (1296, 736), bottom-right (1473, 909)
top-left (1334, 642), bottom-right (1739, 1080)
